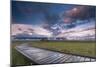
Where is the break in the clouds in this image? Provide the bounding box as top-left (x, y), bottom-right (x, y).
top-left (12, 1), bottom-right (96, 39)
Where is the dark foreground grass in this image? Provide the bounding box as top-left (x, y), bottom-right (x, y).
top-left (11, 42), bottom-right (37, 66)
top-left (11, 41), bottom-right (96, 65)
top-left (11, 48), bottom-right (33, 66)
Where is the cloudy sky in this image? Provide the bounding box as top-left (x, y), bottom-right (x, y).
top-left (11, 1), bottom-right (96, 38)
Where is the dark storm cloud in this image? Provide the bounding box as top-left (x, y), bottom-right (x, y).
top-left (12, 1), bottom-right (49, 24)
top-left (12, 1), bottom-right (74, 25)
top-left (61, 6), bottom-right (96, 20)
top-left (12, 1), bottom-right (96, 27)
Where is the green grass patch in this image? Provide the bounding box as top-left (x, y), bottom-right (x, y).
top-left (29, 41), bottom-right (96, 57)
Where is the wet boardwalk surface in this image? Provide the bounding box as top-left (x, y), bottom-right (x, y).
top-left (15, 44), bottom-right (96, 65)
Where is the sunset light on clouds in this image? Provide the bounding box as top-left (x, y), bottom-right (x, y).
top-left (11, 1), bottom-right (96, 39)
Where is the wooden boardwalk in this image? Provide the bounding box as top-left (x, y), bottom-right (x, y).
top-left (15, 44), bottom-right (96, 65)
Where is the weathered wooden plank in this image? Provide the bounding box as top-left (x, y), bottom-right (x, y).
top-left (15, 44), bottom-right (96, 64)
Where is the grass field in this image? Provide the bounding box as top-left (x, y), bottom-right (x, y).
top-left (11, 41), bottom-right (96, 66)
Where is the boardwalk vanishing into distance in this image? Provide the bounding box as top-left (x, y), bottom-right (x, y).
top-left (15, 44), bottom-right (96, 65)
